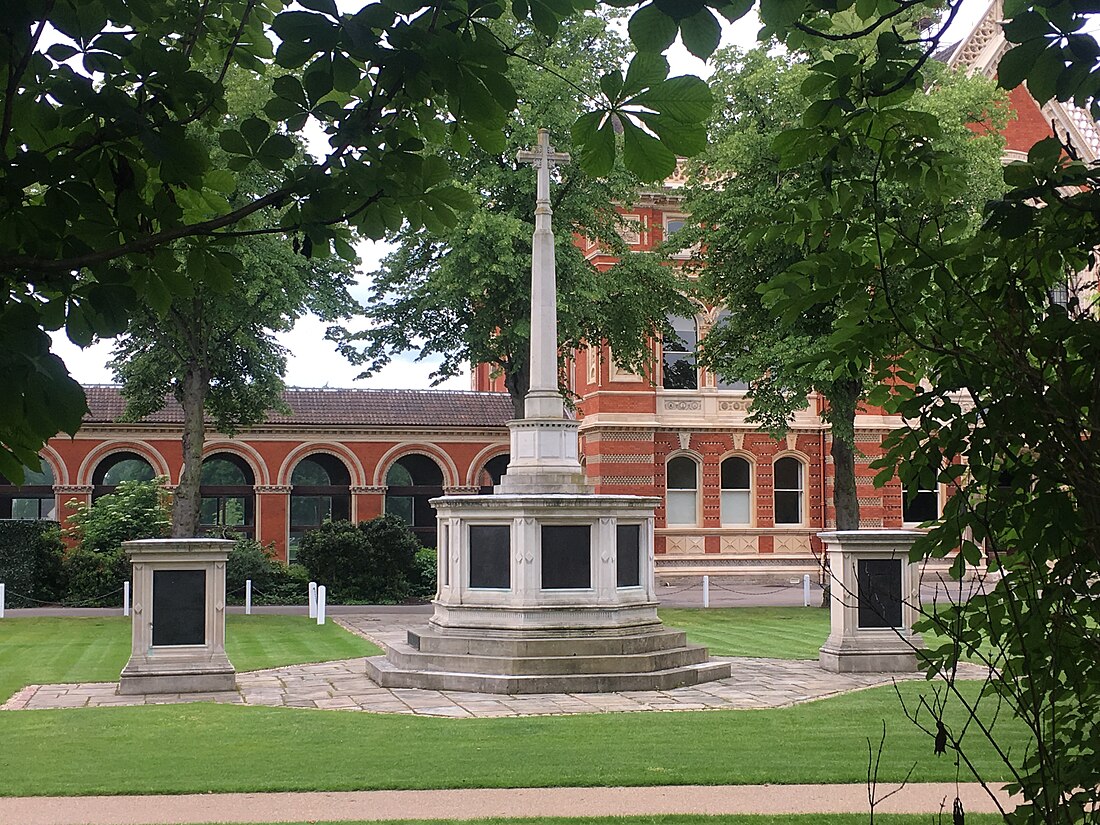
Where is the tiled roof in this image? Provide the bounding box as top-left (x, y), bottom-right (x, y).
top-left (81, 385), bottom-right (514, 428)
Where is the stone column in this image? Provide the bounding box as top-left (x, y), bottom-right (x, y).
top-left (120, 538), bottom-right (236, 694)
top-left (53, 485), bottom-right (92, 535)
top-left (818, 529), bottom-right (924, 672)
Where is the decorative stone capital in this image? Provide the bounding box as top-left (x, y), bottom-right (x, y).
top-left (255, 485), bottom-right (292, 495)
top-left (54, 485), bottom-right (93, 495)
top-left (443, 486), bottom-right (482, 496)
top-left (350, 485), bottom-right (387, 495)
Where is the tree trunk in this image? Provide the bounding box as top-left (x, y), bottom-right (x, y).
top-left (172, 365), bottom-right (209, 537)
top-left (828, 378), bottom-right (862, 532)
top-left (502, 359), bottom-right (530, 420)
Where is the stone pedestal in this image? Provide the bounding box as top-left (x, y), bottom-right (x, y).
top-left (818, 530), bottom-right (924, 673)
top-left (119, 538), bottom-right (236, 694)
top-left (365, 494), bottom-right (731, 693)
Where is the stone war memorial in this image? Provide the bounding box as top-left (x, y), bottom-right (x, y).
top-left (818, 530), bottom-right (924, 673)
top-left (365, 129), bottom-right (731, 692)
top-left (119, 538), bottom-right (236, 694)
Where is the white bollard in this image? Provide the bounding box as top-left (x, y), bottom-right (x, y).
top-left (308, 581), bottom-right (318, 619)
top-left (316, 585), bottom-right (326, 625)
top-left (123, 581), bottom-right (130, 617)
top-left (245, 579), bottom-right (252, 615)
top-left (0, 583), bottom-right (5, 619)
top-left (803, 573), bottom-right (811, 607)
top-left (702, 574), bottom-right (710, 608)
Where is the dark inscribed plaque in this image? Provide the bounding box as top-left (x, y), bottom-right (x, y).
top-left (542, 525), bottom-right (591, 589)
top-left (857, 559), bottom-right (904, 629)
top-left (616, 524), bottom-right (641, 587)
top-left (469, 525), bottom-right (511, 589)
top-left (152, 569), bottom-right (207, 646)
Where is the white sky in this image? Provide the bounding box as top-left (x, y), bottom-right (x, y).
top-left (50, 0), bottom-right (990, 391)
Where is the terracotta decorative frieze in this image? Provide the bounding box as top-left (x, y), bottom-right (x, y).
top-left (350, 486), bottom-right (387, 495)
top-left (254, 485), bottom-right (292, 494)
top-left (664, 399), bottom-right (702, 412)
top-left (54, 485), bottom-right (93, 495)
top-left (443, 486), bottom-right (482, 495)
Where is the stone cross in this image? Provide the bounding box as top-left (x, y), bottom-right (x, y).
top-left (516, 129), bottom-right (570, 419)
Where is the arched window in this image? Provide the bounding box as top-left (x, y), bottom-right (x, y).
top-left (903, 485), bottom-right (939, 524)
top-left (662, 315), bottom-right (697, 390)
top-left (712, 311), bottom-right (749, 391)
top-left (0, 457), bottom-right (56, 520)
top-left (774, 457), bottom-right (804, 525)
top-left (666, 456), bottom-right (699, 525)
top-left (199, 454), bottom-right (255, 538)
top-left (385, 454), bottom-right (444, 547)
top-left (92, 452), bottom-right (155, 499)
top-left (289, 454), bottom-right (351, 561)
top-left (477, 454), bottom-right (510, 495)
top-left (720, 456), bottom-right (752, 525)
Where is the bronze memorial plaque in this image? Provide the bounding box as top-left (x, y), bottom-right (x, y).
top-left (152, 569), bottom-right (207, 646)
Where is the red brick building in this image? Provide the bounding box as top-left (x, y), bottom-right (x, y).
top-left (4, 1), bottom-right (1095, 577)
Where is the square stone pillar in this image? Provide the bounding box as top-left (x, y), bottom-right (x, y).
top-left (818, 530), bottom-right (924, 673)
top-left (120, 538), bottom-right (236, 694)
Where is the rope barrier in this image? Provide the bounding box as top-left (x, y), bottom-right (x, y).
top-left (1, 586), bottom-right (124, 608)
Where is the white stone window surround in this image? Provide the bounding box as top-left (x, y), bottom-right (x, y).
top-left (665, 453), bottom-right (701, 526)
top-left (708, 310), bottom-right (750, 391)
top-left (662, 313), bottom-right (699, 391)
top-left (617, 213), bottom-right (643, 246)
top-left (719, 453), bottom-right (754, 526)
top-left (773, 453), bottom-right (806, 526)
top-left (902, 483), bottom-right (941, 526)
top-left (663, 213), bottom-right (699, 260)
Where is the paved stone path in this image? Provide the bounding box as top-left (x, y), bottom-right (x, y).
top-left (0, 783), bottom-right (1016, 825)
top-left (3, 614), bottom-right (989, 716)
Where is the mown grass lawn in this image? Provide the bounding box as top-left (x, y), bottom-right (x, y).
top-left (658, 607), bottom-right (830, 659)
top-left (0, 681), bottom-right (1027, 796)
top-left (0, 615), bottom-right (381, 702)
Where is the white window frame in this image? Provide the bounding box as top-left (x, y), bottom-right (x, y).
top-left (665, 455), bottom-right (700, 526)
top-left (773, 456), bottom-right (805, 526)
top-left (719, 455), bottom-right (753, 526)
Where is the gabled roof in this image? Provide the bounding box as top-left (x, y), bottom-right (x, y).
top-left (943, 0), bottom-right (1100, 162)
top-left (81, 385), bottom-right (514, 429)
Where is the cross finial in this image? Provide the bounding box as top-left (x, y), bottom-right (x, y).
top-left (517, 128), bottom-right (570, 206)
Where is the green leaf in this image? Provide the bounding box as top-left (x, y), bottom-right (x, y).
top-left (628, 3), bottom-right (678, 53)
top-left (638, 112), bottom-right (707, 156)
top-left (632, 76), bottom-right (713, 123)
top-left (205, 169), bottom-right (237, 194)
top-left (620, 119), bottom-right (677, 180)
top-left (240, 117), bottom-right (271, 151)
top-left (759, 0), bottom-right (808, 30)
top-left (1026, 43), bottom-right (1067, 103)
top-left (997, 37), bottom-right (1049, 90)
top-left (299, 0), bottom-right (339, 15)
top-left (622, 53), bottom-right (670, 97)
top-left (218, 129), bottom-right (251, 156)
top-left (600, 71), bottom-right (624, 101)
top-left (572, 111), bottom-right (615, 176)
top-left (679, 8), bottom-right (721, 59)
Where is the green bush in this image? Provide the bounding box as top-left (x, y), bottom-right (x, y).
top-left (296, 515), bottom-right (423, 603)
top-left (225, 539), bottom-right (310, 605)
top-left (411, 546), bottom-right (437, 601)
top-left (61, 546), bottom-right (130, 607)
top-left (0, 520), bottom-right (65, 607)
top-left (64, 479), bottom-right (170, 554)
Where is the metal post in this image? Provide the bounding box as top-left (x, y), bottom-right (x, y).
top-left (316, 585), bottom-right (326, 625)
top-left (123, 581), bottom-right (130, 617)
top-left (0, 583), bottom-right (4, 619)
top-left (308, 581), bottom-right (317, 619)
top-left (702, 574), bottom-right (710, 608)
top-left (245, 579), bottom-right (252, 615)
top-left (803, 573), bottom-right (811, 607)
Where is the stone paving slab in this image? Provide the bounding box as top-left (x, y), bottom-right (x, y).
top-left (2, 614), bottom-right (990, 717)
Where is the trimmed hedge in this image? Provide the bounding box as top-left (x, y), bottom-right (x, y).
top-left (296, 515), bottom-right (425, 604)
top-left (225, 540), bottom-right (310, 605)
top-left (0, 520), bottom-right (65, 607)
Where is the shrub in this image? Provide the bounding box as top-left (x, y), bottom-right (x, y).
top-left (61, 546), bottom-right (130, 607)
top-left (410, 546), bottom-right (438, 601)
top-left (296, 515), bottom-right (423, 603)
top-left (225, 539), bottom-right (310, 605)
top-left (0, 520), bottom-right (65, 607)
top-left (64, 479), bottom-right (170, 554)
